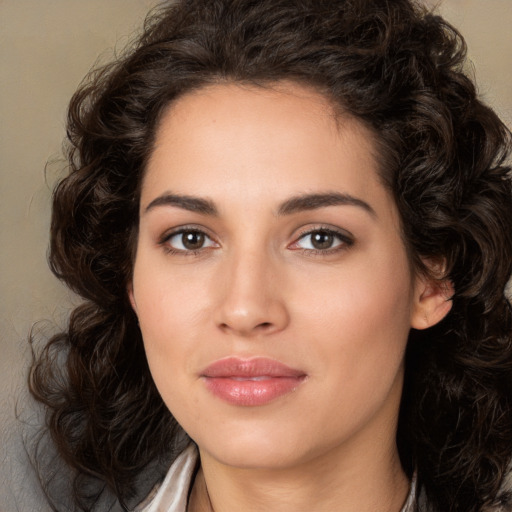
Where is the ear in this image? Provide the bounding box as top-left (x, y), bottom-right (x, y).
top-left (127, 282), bottom-right (138, 314)
top-left (410, 270), bottom-right (453, 330)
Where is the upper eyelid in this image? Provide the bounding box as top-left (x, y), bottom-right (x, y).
top-left (158, 225), bottom-right (218, 246)
top-left (287, 226), bottom-right (355, 254)
top-left (159, 224), bottom-right (213, 237)
top-left (294, 225), bottom-right (354, 241)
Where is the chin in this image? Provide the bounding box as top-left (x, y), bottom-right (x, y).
top-left (201, 439), bottom-right (307, 470)
top-left (188, 417), bottom-right (329, 471)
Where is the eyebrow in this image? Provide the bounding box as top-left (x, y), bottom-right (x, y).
top-left (144, 193), bottom-right (218, 215)
top-left (277, 192), bottom-right (376, 217)
top-left (143, 191), bottom-right (376, 218)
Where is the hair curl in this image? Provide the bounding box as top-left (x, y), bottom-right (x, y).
top-left (30, 0), bottom-right (512, 510)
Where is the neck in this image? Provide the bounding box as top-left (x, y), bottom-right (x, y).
top-left (189, 440), bottom-right (409, 512)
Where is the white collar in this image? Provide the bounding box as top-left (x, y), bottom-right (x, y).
top-left (136, 444), bottom-right (198, 512)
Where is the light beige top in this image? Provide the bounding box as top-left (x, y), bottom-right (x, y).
top-left (136, 444), bottom-right (418, 512)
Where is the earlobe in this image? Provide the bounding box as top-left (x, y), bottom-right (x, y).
top-left (127, 283), bottom-right (138, 313)
top-left (411, 275), bottom-right (453, 330)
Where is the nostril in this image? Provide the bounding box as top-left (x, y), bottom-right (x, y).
top-left (219, 321), bottom-right (274, 334)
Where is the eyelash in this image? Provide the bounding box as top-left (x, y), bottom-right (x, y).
top-left (158, 226), bottom-right (354, 256)
top-left (158, 226), bottom-right (218, 256)
top-left (290, 227), bottom-right (354, 256)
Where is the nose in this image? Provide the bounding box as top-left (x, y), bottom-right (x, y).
top-left (214, 249), bottom-right (290, 337)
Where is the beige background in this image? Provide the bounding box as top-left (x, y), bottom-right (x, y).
top-left (0, 0), bottom-right (511, 509)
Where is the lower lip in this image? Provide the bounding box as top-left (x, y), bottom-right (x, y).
top-left (203, 376), bottom-right (305, 406)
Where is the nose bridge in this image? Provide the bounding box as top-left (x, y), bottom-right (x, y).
top-left (215, 242), bottom-right (288, 336)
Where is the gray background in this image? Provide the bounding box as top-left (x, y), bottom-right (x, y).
top-left (1, 0), bottom-right (511, 509)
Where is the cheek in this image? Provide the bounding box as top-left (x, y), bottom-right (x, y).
top-left (131, 256), bottom-right (208, 390)
top-left (291, 249), bottom-right (413, 389)
top-left (134, 288), bottom-right (204, 420)
top-left (294, 248), bottom-right (413, 336)
top-left (133, 249), bottom-right (210, 330)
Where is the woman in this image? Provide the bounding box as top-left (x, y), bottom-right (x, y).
top-left (30, 0), bottom-right (512, 511)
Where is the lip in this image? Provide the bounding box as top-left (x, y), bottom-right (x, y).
top-left (200, 357), bottom-right (307, 406)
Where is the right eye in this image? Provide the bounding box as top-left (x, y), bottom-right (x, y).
top-left (162, 229), bottom-right (218, 253)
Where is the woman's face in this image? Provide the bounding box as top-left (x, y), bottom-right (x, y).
top-left (130, 82), bottom-right (442, 471)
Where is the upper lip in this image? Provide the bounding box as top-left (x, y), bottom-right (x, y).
top-left (201, 357), bottom-right (306, 378)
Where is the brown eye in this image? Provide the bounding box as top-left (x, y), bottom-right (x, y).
top-left (310, 231), bottom-right (335, 250)
top-left (291, 228), bottom-right (353, 253)
top-left (182, 231), bottom-right (205, 250)
top-left (165, 229), bottom-right (217, 252)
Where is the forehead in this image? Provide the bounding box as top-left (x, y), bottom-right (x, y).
top-left (142, 81), bottom-right (386, 212)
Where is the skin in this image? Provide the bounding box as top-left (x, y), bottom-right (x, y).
top-left (130, 82), bottom-right (451, 512)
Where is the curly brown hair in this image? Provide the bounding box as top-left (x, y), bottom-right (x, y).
top-left (30, 0), bottom-right (512, 510)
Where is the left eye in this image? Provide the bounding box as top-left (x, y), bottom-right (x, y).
top-left (293, 229), bottom-right (351, 251)
top-left (165, 230), bottom-right (217, 251)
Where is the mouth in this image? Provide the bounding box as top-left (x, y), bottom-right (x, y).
top-left (200, 357), bottom-right (307, 406)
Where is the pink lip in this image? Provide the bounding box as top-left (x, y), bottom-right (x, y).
top-left (200, 357), bottom-right (307, 406)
